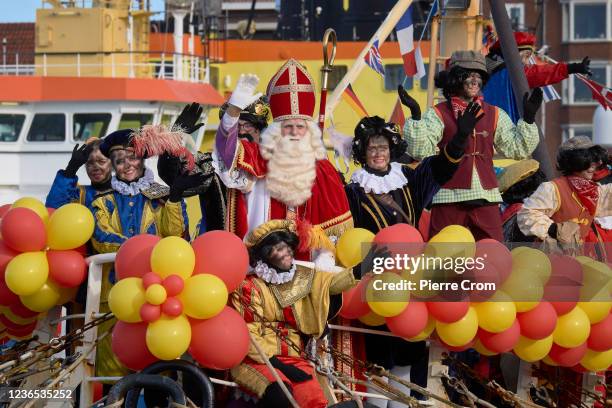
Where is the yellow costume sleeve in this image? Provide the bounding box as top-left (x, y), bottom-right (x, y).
top-left (160, 200), bottom-right (188, 238)
top-left (91, 195), bottom-right (126, 254)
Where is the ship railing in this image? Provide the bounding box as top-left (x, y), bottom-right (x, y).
top-left (0, 50), bottom-right (211, 84)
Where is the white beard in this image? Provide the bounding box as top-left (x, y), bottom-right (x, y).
top-left (260, 121), bottom-right (326, 208)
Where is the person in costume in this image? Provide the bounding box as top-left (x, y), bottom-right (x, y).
top-left (344, 115), bottom-right (468, 406)
top-left (157, 103), bottom-right (227, 238)
top-left (230, 219), bottom-right (356, 408)
top-left (496, 159), bottom-right (546, 242)
top-left (518, 137), bottom-right (611, 256)
top-left (403, 50), bottom-right (542, 241)
top-left (483, 31), bottom-right (591, 123)
top-left (220, 95), bottom-right (270, 143)
top-left (91, 128), bottom-right (202, 380)
top-left (45, 139), bottom-right (112, 209)
top-left (214, 60), bottom-right (353, 265)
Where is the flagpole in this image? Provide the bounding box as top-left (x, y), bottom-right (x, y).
top-left (326, 0), bottom-right (414, 117)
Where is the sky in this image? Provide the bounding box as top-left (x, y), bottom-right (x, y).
top-left (0, 0), bottom-right (166, 23)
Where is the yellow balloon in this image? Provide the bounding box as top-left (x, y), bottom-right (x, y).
top-left (473, 295), bottom-right (516, 333)
top-left (20, 281), bottom-right (61, 312)
top-left (5, 252), bottom-right (48, 296)
top-left (150, 237), bottom-right (195, 280)
top-left (515, 301), bottom-right (539, 313)
top-left (577, 301), bottom-right (611, 324)
top-left (541, 355), bottom-right (559, 367)
top-left (47, 203), bottom-right (94, 250)
top-left (514, 335), bottom-right (553, 362)
top-left (179, 274), bottom-right (227, 319)
top-left (425, 225), bottom-right (475, 259)
top-left (400, 266), bottom-right (440, 299)
top-left (580, 349), bottom-right (612, 372)
top-left (436, 306), bottom-right (478, 347)
top-left (552, 306), bottom-right (591, 348)
top-left (146, 315), bottom-right (191, 360)
top-left (108, 277), bottom-right (146, 323)
top-left (366, 272), bottom-right (409, 317)
top-left (56, 286), bottom-right (79, 306)
top-left (473, 338), bottom-right (497, 356)
top-left (12, 197), bottom-right (48, 225)
top-left (406, 316), bottom-right (436, 341)
top-left (358, 311), bottom-right (386, 327)
top-left (501, 268), bottom-right (543, 304)
top-left (575, 257), bottom-right (612, 301)
top-left (336, 228), bottom-right (375, 268)
top-left (511, 248), bottom-right (551, 284)
top-left (145, 284), bottom-right (167, 306)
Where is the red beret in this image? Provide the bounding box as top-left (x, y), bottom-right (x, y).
top-left (490, 31), bottom-right (536, 54)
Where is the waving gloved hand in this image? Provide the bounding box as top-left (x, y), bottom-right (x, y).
top-left (360, 244), bottom-right (392, 275)
top-left (522, 88), bottom-right (544, 124)
top-left (65, 143), bottom-right (93, 177)
top-left (168, 172), bottom-right (211, 202)
top-left (568, 57), bottom-right (592, 77)
top-left (269, 356), bottom-right (311, 383)
top-left (228, 74), bottom-right (262, 110)
top-left (398, 85), bottom-right (421, 120)
top-left (174, 103), bottom-right (204, 134)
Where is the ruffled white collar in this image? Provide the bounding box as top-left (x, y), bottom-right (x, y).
top-left (350, 162), bottom-right (407, 194)
top-left (254, 260), bottom-right (296, 284)
top-left (111, 167), bottom-right (155, 196)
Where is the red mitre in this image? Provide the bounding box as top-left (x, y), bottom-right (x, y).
top-left (491, 31), bottom-right (536, 54)
top-left (266, 58), bottom-right (316, 122)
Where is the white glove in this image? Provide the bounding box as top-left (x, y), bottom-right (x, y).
top-left (228, 74), bottom-right (262, 110)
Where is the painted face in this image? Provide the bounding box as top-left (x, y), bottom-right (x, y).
top-left (280, 119), bottom-right (308, 141)
top-left (365, 135), bottom-right (391, 172)
top-left (575, 162), bottom-right (601, 181)
top-left (238, 119), bottom-right (261, 143)
top-left (462, 72), bottom-right (483, 99)
top-left (85, 147), bottom-right (112, 184)
top-left (267, 241), bottom-right (294, 271)
top-left (110, 148), bottom-right (144, 183)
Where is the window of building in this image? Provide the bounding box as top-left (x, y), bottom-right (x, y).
top-left (118, 113), bottom-right (154, 129)
top-left (564, 1), bottom-right (610, 41)
top-left (27, 114), bottom-right (65, 142)
top-left (566, 63), bottom-right (609, 104)
top-left (327, 65), bottom-right (348, 91)
top-left (505, 3), bottom-right (525, 30)
top-left (0, 114), bottom-right (25, 142)
top-left (562, 125), bottom-right (593, 142)
top-left (384, 64), bottom-right (413, 91)
top-left (73, 113), bottom-right (111, 141)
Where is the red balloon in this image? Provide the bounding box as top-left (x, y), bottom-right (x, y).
top-left (517, 302), bottom-right (557, 340)
top-left (587, 313), bottom-right (612, 352)
top-left (549, 342), bottom-right (588, 367)
top-left (479, 320), bottom-right (521, 353)
top-left (192, 231), bottom-right (248, 292)
top-left (111, 321), bottom-right (158, 371)
top-left (463, 262), bottom-right (500, 302)
top-left (6, 325), bottom-right (36, 338)
top-left (373, 224), bottom-right (424, 258)
top-left (162, 275), bottom-right (184, 297)
top-left (426, 301), bottom-right (469, 323)
top-left (386, 301), bottom-right (429, 339)
top-left (339, 278), bottom-right (370, 319)
top-left (1, 208), bottom-right (46, 252)
top-left (571, 364), bottom-right (589, 373)
top-left (9, 299), bottom-right (39, 319)
top-left (161, 297), bottom-right (183, 317)
top-left (475, 239), bottom-right (512, 284)
top-left (0, 240), bottom-right (18, 274)
top-left (47, 250), bottom-right (87, 288)
top-left (189, 306), bottom-right (249, 370)
top-left (439, 339), bottom-right (475, 352)
top-left (115, 235), bottom-right (161, 280)
top-left (0, 314), bottom-right (37, 332)
top-left (545, 255), bottom-right (582, 305)
top-left (0, 204), bottom-right (11, 219)
top-left (142, 272), bottom-right (163, 289)
top-left (140, 304), bottom-right (161, 323)
top-left (0, 276), bottom-right (19, 306)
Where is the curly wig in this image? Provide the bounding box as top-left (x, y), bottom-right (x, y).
top-left (248, 230), bottom-right (299, 267)
top-left (557, 145), bottom-right (607, 176)
top-left (352, 116), bottom-right (407, 166)
top-left (435, 66), bottom-right (489, 100)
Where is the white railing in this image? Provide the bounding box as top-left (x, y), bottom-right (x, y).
top-left (0, 52), bottom-right (210, 84)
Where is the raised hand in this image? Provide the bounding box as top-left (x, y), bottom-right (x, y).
top-left (228, 74), bottom-right (262, 110)
top-left (174, 103), bottom-right (204, 134)
top-left (522, 88), bottom-right (543, 124)
top-left (568, 56), bottom-right (592, 77)
top-left (65, 143), bottom-right (93, 177)
top-left (456, 102), bottom-right (483, 138)
top-left (398, 85), bottom-right (421, 120)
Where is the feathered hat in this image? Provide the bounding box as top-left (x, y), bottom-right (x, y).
top-left (244, 219), bottom-right (334, 255)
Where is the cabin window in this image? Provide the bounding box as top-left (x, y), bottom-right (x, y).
top-left (73, 113), bottom-right (112, 141)
top-left (384, 64), bottom-right (413, 91)
top-left (119, 113), bottom-right (154, 129)
top-left (0, 114), bottom-right (25, 142)
top-left (27, 114), bottom-right (66, 142)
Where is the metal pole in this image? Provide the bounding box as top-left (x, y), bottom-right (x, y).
top-left (488, 0), bottom-right (555, 179)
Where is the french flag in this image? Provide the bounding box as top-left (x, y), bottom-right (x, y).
top-left (395, 3), bottom-right (426, 79)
